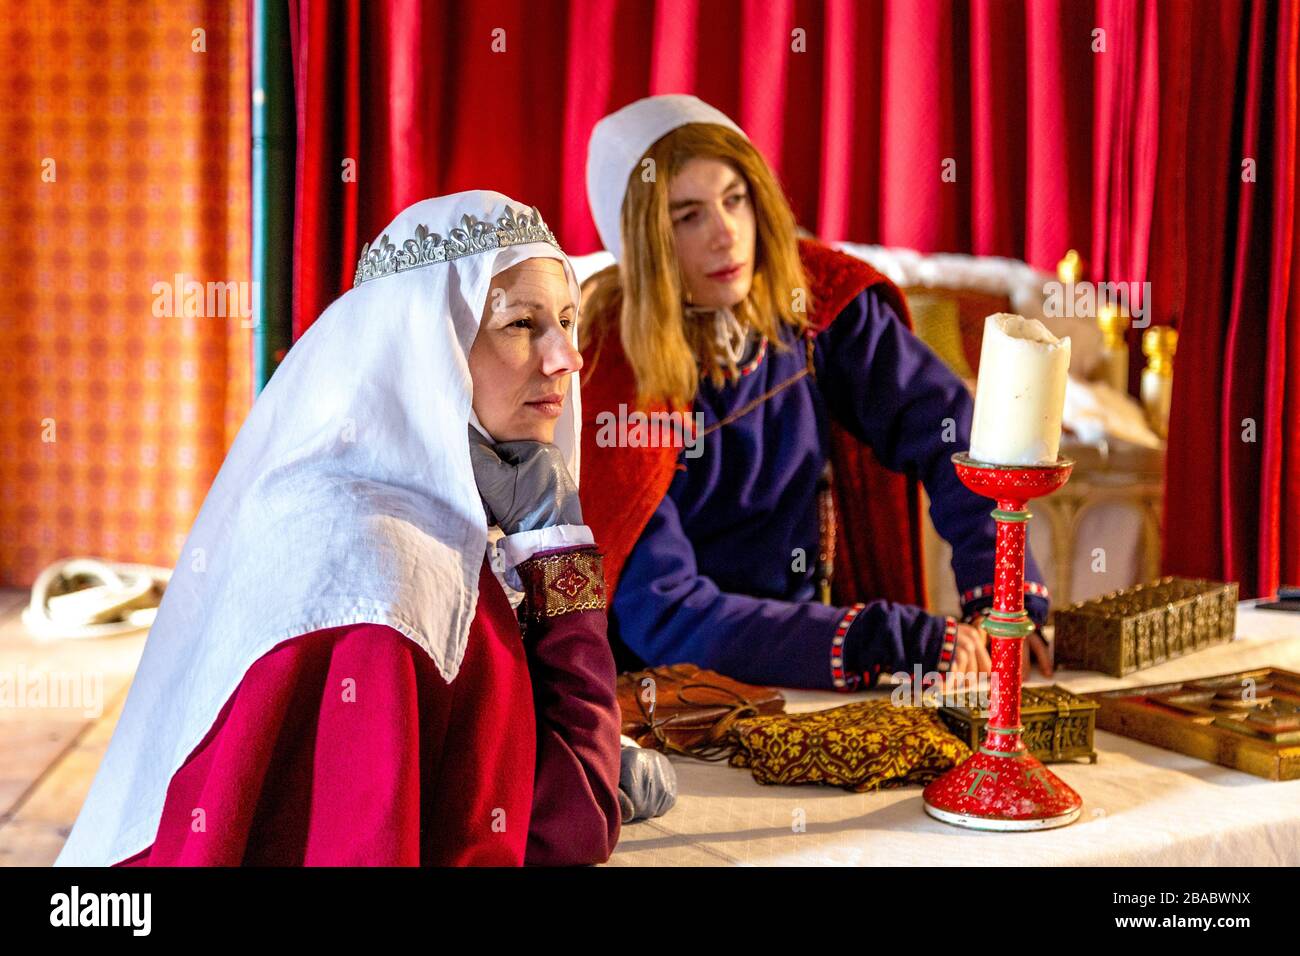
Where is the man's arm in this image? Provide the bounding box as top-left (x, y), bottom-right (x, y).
top-left (610, 491), bottom-right (959, 690)
top-left (813, 287), bottom-right (1051, 627)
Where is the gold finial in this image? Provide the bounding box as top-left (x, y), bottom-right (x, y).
top-left (1096, 302), bottom-right (1130, 349)
top-left (1057, 249), bottom-right (1082, 285)
top-left (1140, 326), bottom-right (1177, 438)
top-left (1142, 327), bottom-right (1178, 376)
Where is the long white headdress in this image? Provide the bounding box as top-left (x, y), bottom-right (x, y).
top-left (586, 94), bottom-right (746, 262)
top-left (55, 190), bottom-right (582, 867)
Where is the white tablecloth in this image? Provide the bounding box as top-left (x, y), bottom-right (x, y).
top-left (608, 602), bottom-right (1300, 866)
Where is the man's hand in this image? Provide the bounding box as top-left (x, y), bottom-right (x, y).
top-left (944, 622), bottom-right (992, 693)
top-left (962, 612), bottom-right (1055, 683)
top-left (1025, 626), bottom-right (1054, 677)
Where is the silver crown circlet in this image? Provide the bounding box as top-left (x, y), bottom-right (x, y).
top-left (352, 205), bottom-right (561, 288)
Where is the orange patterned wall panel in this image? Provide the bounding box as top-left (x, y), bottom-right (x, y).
top-left (0, 0), bottom-right (251, 587)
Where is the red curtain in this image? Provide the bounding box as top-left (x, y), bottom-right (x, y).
top-left (286, 0), bottom-right (1300, 597)
top-left (287, 0), bottom-right (1115, 334)
top-left (1157, 0), bottom-right (1300, 598)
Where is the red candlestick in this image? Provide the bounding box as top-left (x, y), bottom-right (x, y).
top-left (921, 451), bottom-right (1082, 830)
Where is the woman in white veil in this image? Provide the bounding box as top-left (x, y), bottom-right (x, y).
top-left (55, 190), bottom-right (665, 867)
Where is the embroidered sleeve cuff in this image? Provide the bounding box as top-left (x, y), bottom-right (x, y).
top-left (829, 603), bottom-right (870, 692)
top-left (912, 616), bottom-right (960, 691)
top-left (936, 617), bottom-right (959, 673)
top-left (515, 547), bottom-right (607, 625)
top-left (960, 581), bottom-right (1050, 626)
top-left (499, 524), bottom-right (595, 589)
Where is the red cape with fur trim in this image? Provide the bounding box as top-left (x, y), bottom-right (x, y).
top-left (578, 239), bottom-right (927, 610)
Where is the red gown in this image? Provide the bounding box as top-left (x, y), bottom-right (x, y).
top-left (111, 548), bottom-right (622, 866)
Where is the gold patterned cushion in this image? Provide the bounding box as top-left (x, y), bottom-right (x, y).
top-left (728, 700), bottom-right (971, 792)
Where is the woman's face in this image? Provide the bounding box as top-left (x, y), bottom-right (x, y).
top-left (468, 257), bottom-right (581, 444)
top-left (667, 157), bottom-right (756, 310)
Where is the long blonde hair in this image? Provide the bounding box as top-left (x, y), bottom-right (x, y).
top-left (581, 122), bottom-right (810, 409)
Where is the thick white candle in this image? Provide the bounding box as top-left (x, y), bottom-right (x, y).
top-left (969, 313), bottom-right (1071, 465)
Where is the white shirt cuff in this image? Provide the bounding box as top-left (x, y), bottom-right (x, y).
top-left (498, 524), bottom-right (595, 589)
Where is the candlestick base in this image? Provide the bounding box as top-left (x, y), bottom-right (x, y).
top-left (921, 452), bottom-right (1082, 831)
top-left (922, 749), bottom-right (1082, 831)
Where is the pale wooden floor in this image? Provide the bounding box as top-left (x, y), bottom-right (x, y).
top-left (0, 588), bottom-right (146, 866)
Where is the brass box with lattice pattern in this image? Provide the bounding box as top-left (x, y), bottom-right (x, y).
top-left (1052, 577), bottom-right (1238, 677)
top-left (938, 685), bottom-right (1098, 764)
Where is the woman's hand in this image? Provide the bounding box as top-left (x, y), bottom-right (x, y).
top-left (467, 425), bottom-right (583, 534)
top-left (617, 744), bottom-right (678, 823)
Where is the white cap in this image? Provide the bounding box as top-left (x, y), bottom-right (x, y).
top-left (585, 94), bottom-right (747, 262)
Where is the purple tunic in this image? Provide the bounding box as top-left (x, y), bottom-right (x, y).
top-left (608, 287), bottom-right (1050, 691)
